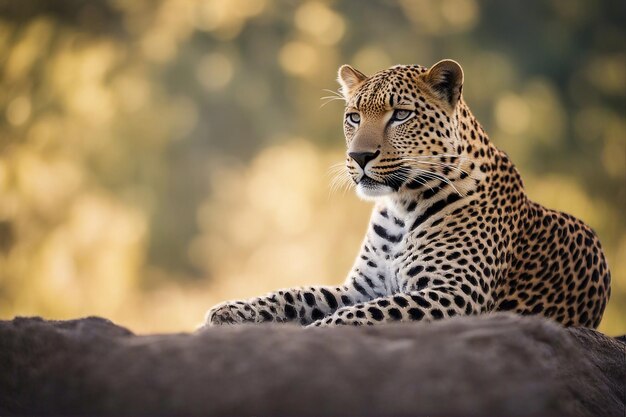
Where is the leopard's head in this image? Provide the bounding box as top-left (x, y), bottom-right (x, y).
top-left (338, 60), bottom-right (466, 200)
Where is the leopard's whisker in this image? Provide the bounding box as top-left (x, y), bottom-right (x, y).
top-left (399, 158), bottom-right (477, 183)
top-left (399, 156), bottom-right (473, 176)
top-left (328, 164), bottom-right (354, 196)
top-left (320, 96), bottom-right (345, 108)
top-left (401, 159), bottom-right (472, 178)
top-left (403, 166), bottom-right (465, 197)
top-left (321, 88), bottom-right (345, 99)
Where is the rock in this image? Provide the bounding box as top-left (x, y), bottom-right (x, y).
top-left (0, 313), bottom-right (623, 416)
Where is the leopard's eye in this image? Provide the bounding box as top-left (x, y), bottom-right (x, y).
top-left (391, 109), bottom-right (414, 123)
top-left (346, 112), bottom-right (361, 126)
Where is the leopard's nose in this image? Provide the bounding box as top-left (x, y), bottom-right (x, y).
top-left (349, 150), bottom-right (380, 169)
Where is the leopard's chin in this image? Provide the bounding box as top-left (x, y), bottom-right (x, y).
top-left (355, 176), bottom-right (394, 200)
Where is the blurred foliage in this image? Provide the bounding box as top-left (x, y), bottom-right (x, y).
top-left (0, 0), bottom-right (624, 334)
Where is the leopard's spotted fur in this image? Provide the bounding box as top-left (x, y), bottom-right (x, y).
top-left (204, 60), bottom-right (610, 328)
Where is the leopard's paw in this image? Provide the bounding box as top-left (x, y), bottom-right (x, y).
top-left (205, 301), bottom-right (257, 326)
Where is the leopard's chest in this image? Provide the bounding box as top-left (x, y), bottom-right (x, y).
top-left (365, 206), bottom-right (417, 294)
top-left (366, 198), bottom-right (461, 293)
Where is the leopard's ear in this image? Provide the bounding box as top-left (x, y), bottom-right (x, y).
top-left (423, 59), bottom-right (464, 110)
top-left (338, 65), bottom-right (367, 99)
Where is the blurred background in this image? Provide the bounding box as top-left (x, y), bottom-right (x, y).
top-left (0, 0), bottom-right (624, 334)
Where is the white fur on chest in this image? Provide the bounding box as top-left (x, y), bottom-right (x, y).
top-left (358, 200), bottom-right (426, 294)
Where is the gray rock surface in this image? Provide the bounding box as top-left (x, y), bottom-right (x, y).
top-left (0, 313), bottom-right (624, 416)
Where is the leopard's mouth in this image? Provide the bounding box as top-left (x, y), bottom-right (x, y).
top-left (356, 175), bottom-right (382, 187)
top-left (355, 168), bottom-right (408, 192)
top-left (355, 175), bottom-right (395, 199)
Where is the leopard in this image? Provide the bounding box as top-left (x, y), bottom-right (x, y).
top-left (203, 59), bottom-right (611, 329)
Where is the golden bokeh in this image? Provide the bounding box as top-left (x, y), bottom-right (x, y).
top-left (0, 0), bottom-right (624, 335)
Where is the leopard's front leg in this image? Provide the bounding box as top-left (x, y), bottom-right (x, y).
top-left (309, 284), bottom-right (486, 327)
top-left (204, 284), bottom-right (371, 326)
